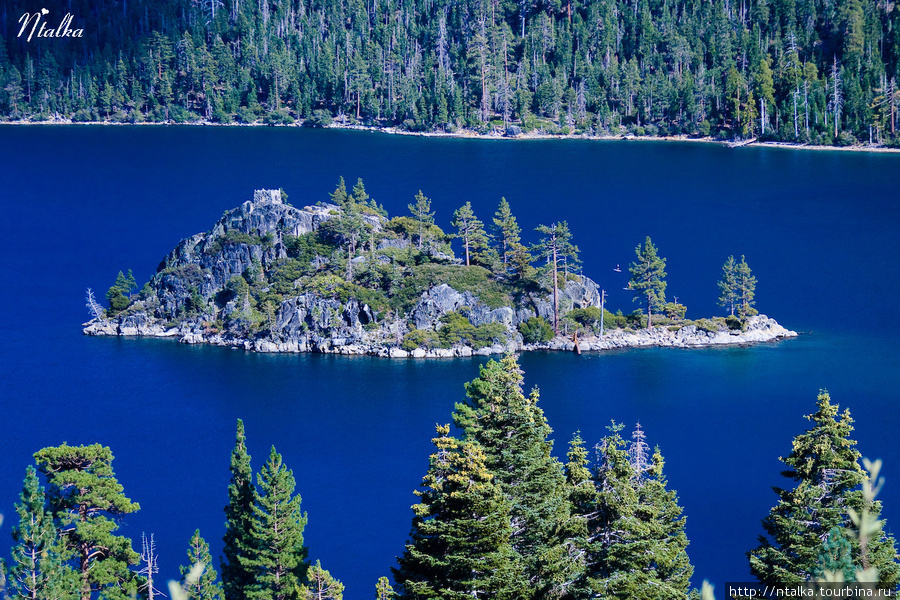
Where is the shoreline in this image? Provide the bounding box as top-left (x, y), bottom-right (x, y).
top-left (83, 314), bottom-right (798, 358)
top-left (3, 117), bottom-right (898, 155)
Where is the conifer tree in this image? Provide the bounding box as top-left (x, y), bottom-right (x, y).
top-left (8, 467), bottom-right (76, 600)
top-left (374, 577), bottom-right (395, 600)
top-left (586, 425), bottom-right (694, 599)
top-left (329, 178), bottom-right (348, 206)
top-left (492, 198), bottom-right (530, 280)
top-left (735, 255), bottom-right (757, 319)
top-left (33, 444), bottom-right (141, 600)
top-left (563, 433), bottom-right (597, 600)
top-left (453, 356), bottom-right (575, 598)
top-left (304, 561), bottom-right (343, 600)
top-left (628, 236), bottom-right (667, 328)
top-left (392, 425), bottom-right (527, 600)
top-left (813, 527), bottom-right (855, 582)
top-left (407, 191), bottom-right (435, 250)
top-left (749, 391), bottom-right (900, 588)
top-left (222, 419), bottom-right (255, 600)
top-left (245, 447), bottom-right (309, 600)
top-left (181, 530), bottom-right (223, 600)
top-left (533, 222), bottom-right (580, 333)
top-left (450, 202), bottom-right (488, 266)
top-left (717, 255), bottom-right (739, 316)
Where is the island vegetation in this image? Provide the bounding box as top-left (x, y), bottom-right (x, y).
top-left (84, 182), bottom-right (794, 356)
top-left (2, 357), bottom-right (897, 599)
top-left (1, 0), bottom-right (899, 148)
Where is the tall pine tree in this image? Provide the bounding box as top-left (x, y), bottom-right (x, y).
top-left (33, 444), bottom-right (141, 600)
top-left (453, 356), bottom-right (576, 598)
top-left (181, 530), bottom-right (223, 600)
top-left (628, 236), bottom-right (667, 329)
top-left (245, 447), bottom-right (309, 600)
top-left (749, 391), bottom-right (900, 588)
top-left (8, 467), bottom-right (76, 600)
top-left (393, 425), bottom-right (527, 600)
top-left (222, 420), bottom-right (255, 600)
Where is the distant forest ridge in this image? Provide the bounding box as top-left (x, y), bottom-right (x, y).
top-left (1, 0), bottom-right (898, 146)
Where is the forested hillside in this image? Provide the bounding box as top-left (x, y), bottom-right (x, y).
top-left (1, 0), bottom-right (898, 144)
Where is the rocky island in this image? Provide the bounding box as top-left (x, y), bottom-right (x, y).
top-left (84, 187), bottom-right (796, 356)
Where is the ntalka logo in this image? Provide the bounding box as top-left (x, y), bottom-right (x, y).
top-left (18, 9), bottom-right (84, 42)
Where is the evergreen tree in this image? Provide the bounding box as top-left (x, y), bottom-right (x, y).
top-left (717, 255), bottom-right (739, 316)
top-left (492, 198), bottom-right (530, 280)
top-left (587, 424), bottom-right (693, 599)
top-left (329, 178), bottom-right (348, 206)
top-left (563, 433), bottom-right (597, 600)
top-left (748, 391), bottom-right (900, 588)
top-left (735, 255), bottom-right (757, 319)
top-left (222, 419), bottom-right (255, 600)
top-left (628, 236), bottom-right (667, 328)
top-left (181, 530), bottom-right (223, 600)
top-left (407, 191), bottom-right (435, 250)
top-left (453, 356), bottom-right (575, 598)
top-left (245, 447), bottom-right (309, 600)
top-left (304, 561), bottom-right (343, 600)
top-left (33, 444), bottom-right (141, 600)
top-left (533, 222), bottom-right (580, 333)
top-left (450, 202), bottom-right (488, 267)
top-left (8, 467), bottom-right (76, 600)
top-left (392, 425), bottom-right (527, 600)
top-left (374, 577), bottom-right (395, 600)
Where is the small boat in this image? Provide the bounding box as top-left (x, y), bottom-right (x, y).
top-left (613, 264), bottom-right (621, 272)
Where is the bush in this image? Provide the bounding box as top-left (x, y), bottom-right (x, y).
top-left (518, 316), bottom-right (554, 343)
top-left (401, 329), bottom-right (441, 351)
top-left (725, 315), bottom-right (743, 330)
top-left (305, 109), bottom-right (333, 127)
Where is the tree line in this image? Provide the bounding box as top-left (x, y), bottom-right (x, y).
top-left (2, 357), bottom-right (898, 599)
top-left (1, 0), bottom-right (899, 146)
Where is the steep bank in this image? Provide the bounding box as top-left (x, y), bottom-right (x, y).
top-left (83, 188), bottom-right (797, 356)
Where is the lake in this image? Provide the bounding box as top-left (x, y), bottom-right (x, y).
top-left (1, 126), bottom-right (899, 597)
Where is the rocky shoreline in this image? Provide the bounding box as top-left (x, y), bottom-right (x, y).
top-left (83, 313), bottom-right (797, 357)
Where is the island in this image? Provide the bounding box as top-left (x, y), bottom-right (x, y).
top-left (83, 187), bottom-right (796, 356)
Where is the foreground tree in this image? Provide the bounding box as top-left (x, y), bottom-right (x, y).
top-left (454, 356), bottom-right (575, 598)
top-left (748, 391), bottom-right (900, 587)
top-left (222, 420), bottom-right (255, 600)
top-left (181, 530), bottom-right (223, 600)
top-left (629, 237), bottom-right (667, 328)
top-left (33, 444), bottom-right (141, 600)
top-left (8, 467), bottom-right (76, 600)
top-left (303, 561), bottom-right (343, 600)
top-left (585, 424), bottom-right (694, 599)
top-left (392, 425), bottom-right (527, 600)
top-left (245, 447), bottom-right (309, 600)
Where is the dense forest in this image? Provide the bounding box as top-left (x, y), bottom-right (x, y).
top-left (1, 358), bottom-right (898, 599)
top-left (1, 0), bottom-right (899, 145)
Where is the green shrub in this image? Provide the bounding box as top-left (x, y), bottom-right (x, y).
top-left (401, 328), bottom-right (441, 351)
top-left (725, 315), bottom-right (743, 330)
top-left (471, 322), bottom-right (507, 349)
top-left (518, 316), bottom-right (554, 343)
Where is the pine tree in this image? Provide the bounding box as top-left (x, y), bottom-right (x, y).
top-left (492, 198), bottom-right (530, 280)
top-left (407, 191), bottom-right (435, 250)
top-left (222, 419), bottom-right (255, 600)
top-left (392, 425), bottom-right (527, 600)
top-left (8, 467), bottom-right (76, 600)
top-left (582, 425), bottom-right (693, 599)
top-left (563, 433), bottom-right (597, 600)
top-left (533, 222), bottom-right (580, 333)
top-left (717, 255), bottom-right (739, 316)
top-left (304, 561), bottom-right (343, 600)
top-left (245, 447), bottom-right (309, 600)
top-left (749, 391), bottom-right (900, 588)
top-left (181, 530), bottom-right (223, 600)
top-left (453, 356), bottom-right (575, 598)
top-left (329, 178), bottom-right (348, 206)
top-left (374, 576), bottom-right (395, 600)
top-left (735, 255), bottom-right (757, 320)
top-left (450, 202), bottom-right (488, 266)
top-left (628, 236), bottom-right (667, 329)
top-left (33, 444), bottom-right (141, 600)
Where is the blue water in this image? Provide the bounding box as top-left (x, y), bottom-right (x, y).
top-left (1, 126), bottom-right (899, 596)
